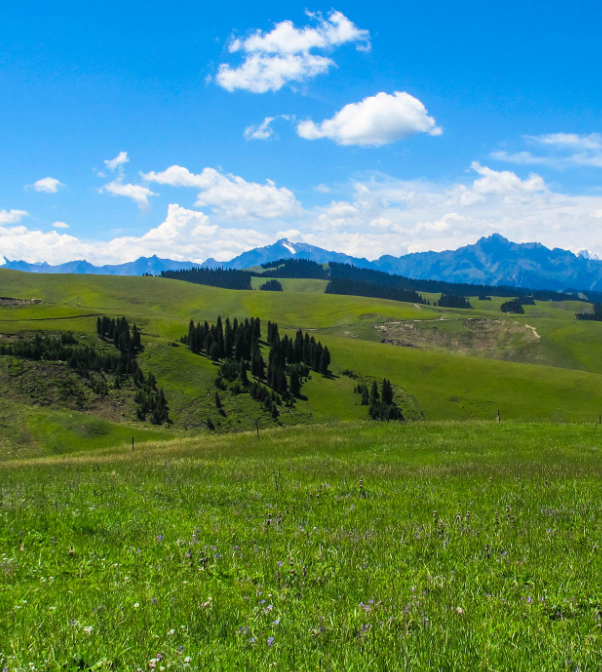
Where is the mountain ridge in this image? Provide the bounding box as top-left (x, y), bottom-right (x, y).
top-left (4, 234), bottom-right (602, 292)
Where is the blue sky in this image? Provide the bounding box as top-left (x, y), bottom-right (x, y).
top-left (1, 0), bottom-right (602, 264)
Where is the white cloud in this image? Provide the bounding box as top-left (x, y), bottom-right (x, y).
top-left (316, 184), bottom-right (331, 193)
top-left (100, 180), bottom-right (157, 209)
top-left (7, 163), bottom-right (602, 266)
top-left (104, 152), bottom-right (129, 172)
top-left (244, 115), bottom-right (293, 140)
top-left (244, 116), bottom-right (276, 140)
top-left (31, 177), bottom-right (64, 193)
top-left (532, 133), bottom-right (602, 150)
top-left (52, 221), bottom-right (69, 229)
top-left (0, 209), bottom-right (28, 225)
top-left (297, 92), bottom-right (442, 146)
top-left (216, 53), bottom-right (333, 94)
top-left (229, 10), bottom-right (370, 55)
top-left (492, 133), bottom-right (602, 169)
top-left (142, 165), bottom-right (299, 219)
top-left (0, 204), bottom-right (272, 265)
top-left (216, 11), bottom-right (369, 93)
top-left (300, 163), bottom-right (602, 258)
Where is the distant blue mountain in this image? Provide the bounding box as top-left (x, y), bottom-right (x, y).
top-left (371, 234), bottom-right (602, 291)
top-left (200, 238), bottom-right (373, 270)
top-left (1, 255), bottom-right (202, 276)
top-left (3, 234), bottom-right (602, 292)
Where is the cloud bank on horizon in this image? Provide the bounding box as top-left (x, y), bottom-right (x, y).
top-left (1, 7), bottom-right (602, 266)
top-left (2, 161), bottom-right (602, 266)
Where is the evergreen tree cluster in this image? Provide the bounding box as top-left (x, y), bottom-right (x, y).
top-left (182, 316), bottom-right (262, 366)
top-left (259, 279), bottom-right (284, 292)
top-left (181, 316), bottom-right (333, 420)
top-left (435, 295), bottom-right (473, 309)
top-left (354, 379), bottom-right (404, 422)
top-left (1, 320), bottom-right (169, 425)
top-left (134, 371), bottom-right (169, 424)
top-left (575, 303), bottom-right (602, 321)
top-left (266, 321), bottom-right (331, 393)
top-left (96, 315), bottom-right (142, 353)
top-left (501, 299), bottom-right (525, 314)
top-left (160, 267), bottom-right (252, 290)
top-left (325, 278), bottom-right (426, 305)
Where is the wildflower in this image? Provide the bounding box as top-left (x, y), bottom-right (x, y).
top-left (456, 607), bottom-right (463, 615)
top-left (267, 637), bottom-right (275, 646)
top-left (249, 637), bottom-right (256, 644)
top-left (177, 646), bottom-right (184, 653)
top-left (273, 619), bottom-right (280, 626)
top-left (156, 535), bottom-right (163, 542)
top-left (83, 626), bottom-right (93, 635)
top-left (134, 603), bottom-right (140, 608)
top-left (184, 657), bottom-right (191, 664)
top-left (168, 629), bottom-right (175, 635)
top-left (152, 598), bottom-right (158, 605)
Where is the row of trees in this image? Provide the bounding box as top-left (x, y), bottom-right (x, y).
top-left (325, 277), bottom-right (426, 305)
top-left (354, 379), bottom-right (404, 422)
top-left (161, 267), bottom-right (253, 290)
top-left (435, 295), bottom-right (473, 309)
top-left (576, 303), bottom-right (602, 321)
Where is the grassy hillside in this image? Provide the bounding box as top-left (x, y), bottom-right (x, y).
top-left (3, 421), bottom-right (602, 670)
top-left (2, 268), bottom-right (602, 454)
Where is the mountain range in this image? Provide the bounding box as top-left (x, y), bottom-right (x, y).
top-left (3, 234), bottom-right (602, 292)
top-left (0, 255), bottom-right (202, 276)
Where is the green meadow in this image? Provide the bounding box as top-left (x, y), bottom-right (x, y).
top-left (2, 268), bottom-right (602, 453)
top-left (3, 421), bottom-right (602, 670)
top-left (3, 270), bottom-right (602, 669)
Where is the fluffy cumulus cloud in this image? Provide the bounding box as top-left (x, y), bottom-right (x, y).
top-left (52, 221), bottom-right (69, 229)
top-left (31, 177), bottom-right (64, 193)
top-left (304, 162), bottom-right (602, 258)
top-left (216, 11), bottom-right (369, 93)
top-left (0, 209), bottom-right (28, 224)
top-left (492, 133), bottom-right (602, 168)
top-left (142, 165), bottom-right (299, 219)
top-left (0, 204), bottom-right (272, 265)
top-left (297, 92), bottom-right (442, 146)
top-left (6, 163), bottom-right (602, 265)
top-left (100, 180), bottom-right (157, 209)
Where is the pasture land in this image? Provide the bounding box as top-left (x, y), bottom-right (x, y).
top-left (2, 421), bottom-right (602, 670)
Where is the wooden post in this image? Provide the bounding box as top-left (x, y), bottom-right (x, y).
top-left (497, 410), bottom-right (501, 424)
top-left (132, 437), bottom-right (135, 451)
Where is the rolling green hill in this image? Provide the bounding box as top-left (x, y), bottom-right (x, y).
top-left (2, 268), bottom-right (602, 456)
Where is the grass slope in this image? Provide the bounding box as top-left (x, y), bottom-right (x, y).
top-left (3, 421), bottom-right (602, 670)
top-left (2, 269), bottom-right (602, 454)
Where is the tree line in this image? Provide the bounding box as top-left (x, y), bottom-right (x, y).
top-left (161, 267), bottom-right (253, 290)
top-left (435, 295), bottom-right (473, 309)
top-left (576, 303), bottom-right (602, 321)
top-left (325, 277), bottom-right (426, 304)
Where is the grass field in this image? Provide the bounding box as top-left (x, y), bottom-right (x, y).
top-left (3, 421), bottom-right (602, 670)
top-left (3, 269), bottom-right (602, 453)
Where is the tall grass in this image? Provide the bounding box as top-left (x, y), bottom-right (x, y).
top-left (2, 421), bottom-right (602, 670)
